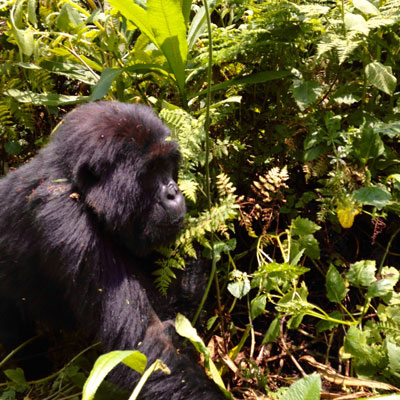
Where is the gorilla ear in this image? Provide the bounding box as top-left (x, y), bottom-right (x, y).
top-left (73, 163), bottom-right (100, 192)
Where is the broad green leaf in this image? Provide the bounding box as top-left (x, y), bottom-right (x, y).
top-left (356, 126), bottom-right (385, 163)
top-left (365, 61), bottom-right (397, 95)
top-left (262, 317), bottom-right (281, 344)
top-left (281, 374), bottom-right (321, 400)
top-left (353, 187), bottom-right (391, 209)
top-left (344, 326), bottom-right (385, 371)
top-left (39, 61), bottom-right (97, 85)
top-left (332, 84), bottom-right (361, 105)
top-left (28, 0), bottom-right (38, 26)
top-left (346, 260), bottom-right (376, 287)
top-left (250, 294), bottom-right (266, 320)
top-left (303, 144), bottom-right (329, 162)
top-left (291, 80), bottom-right (324, 111)
top-left (4, 368), bottom-right (26, 384)
top-left (289, 247), bottom-right (305, 266)
top-left (4, 141), bottom-right (22, 156)
top-left (182, 0), bottom-right (192, 25)
top-left (287, 313), bottom-right (305, 329)
top-left (10, 3), bottom-right (34, 57)
top-left (148, 0), bottom-right (188, 95)
top-left (5, 89), bottom-right (88, 106)
top-left (353, 0), bottom-right (379, 16)
top-left (386, 341), bottom-right (400, 378)
top-left (297, 235), bottom-right (320, 260)
top-left (175, 313), bottom-right (205, 350)
top-left (175, 314), bottom-right (231, 398)
top-left (108, 0), bottom-right (158, 45)
top-left (227, 279), bottom-right (250, 299)
top-left (291, 217), bottom-right (321, 236)
top-left (344, 12), bottom-right (369, 35)
top-left (326, 265), bottom-right (347, 303)
top-left (187, 0), bottom-right (217, 50)
top-left (82, 350), bottom-right (147, 400)
top-left (343, 326), bottom-right (368, 358)
top-left (196, 70), bottom-right (291, 97)
top-left (14, 0), bottom-right (24, 28)
top-left (381, 266), bottom-right (399, 286)
top-left (372, 120), bottom-right (400, 138)
top-left (367, 279), bottom-right (395, 298)
top-left (56, 3), bottom-right (82, 30)
top-left (91, 68), bottom-right (123, 100)
top-left (122, 352), bottom-right (148, 372)
top-left (91, 64), bottom-right (170, 101)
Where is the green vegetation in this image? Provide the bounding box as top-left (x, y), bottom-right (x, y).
top-left (1, 0), bottom-right (400, 398)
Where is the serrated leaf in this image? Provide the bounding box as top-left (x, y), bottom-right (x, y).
top-left (291, 217), bottom-right (321, 236)
top-left (365, 61), bottom-right (397, 95)
top-left (297, 235), bottom-right (320, 260)
top-left (344, 326), bottom-right (367, 357)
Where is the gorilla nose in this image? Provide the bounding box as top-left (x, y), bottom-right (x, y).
top-left (162, 182), bottom-right (185, 219)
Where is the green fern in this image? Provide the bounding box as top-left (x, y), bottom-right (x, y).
top-left (153, 109), bottom-right (239, 293)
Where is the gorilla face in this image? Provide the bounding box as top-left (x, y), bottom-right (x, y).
top-left (125, 154), bottom-right (186, 255)
top-left (68, 105), bottom-right (186, 256)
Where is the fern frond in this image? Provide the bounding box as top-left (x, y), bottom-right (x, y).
top-left (0, 101), bottom-right (13, 126)
top-left (179, 177), bottom-right (199, 203)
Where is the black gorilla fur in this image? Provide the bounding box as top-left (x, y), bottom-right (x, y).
top-left (0, 102), bottom-right (224, 399)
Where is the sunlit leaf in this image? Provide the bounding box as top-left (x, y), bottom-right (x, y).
top-left (365, 61), bottom-right (397, 95)
top-left (280, 374), bottom-right (321, 400)
top-left (326, 265), bottom-right (347, 303)
top-left (336, 200), bottom-right (361, 228)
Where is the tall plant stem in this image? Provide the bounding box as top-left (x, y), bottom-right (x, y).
top-left (192, 0), bottom-right (222, 327)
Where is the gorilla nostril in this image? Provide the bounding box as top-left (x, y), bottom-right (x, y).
top-left (165, 182), bottom-right (178, 200)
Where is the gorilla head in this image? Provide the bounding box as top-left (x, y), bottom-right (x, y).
top-left (0, 102), bottom-right (224, 400)
top-left (56, 102), bottom-right (186, 255)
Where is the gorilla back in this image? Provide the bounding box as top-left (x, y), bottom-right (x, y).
top-left (0, 102), bottom-right (224, 399)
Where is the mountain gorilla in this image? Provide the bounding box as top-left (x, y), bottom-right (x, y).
top-left (0, 102), bottom-right (224, 399)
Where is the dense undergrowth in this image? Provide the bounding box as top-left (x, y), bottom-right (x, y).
top-left (0, 0), bottom-right (400, 398)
